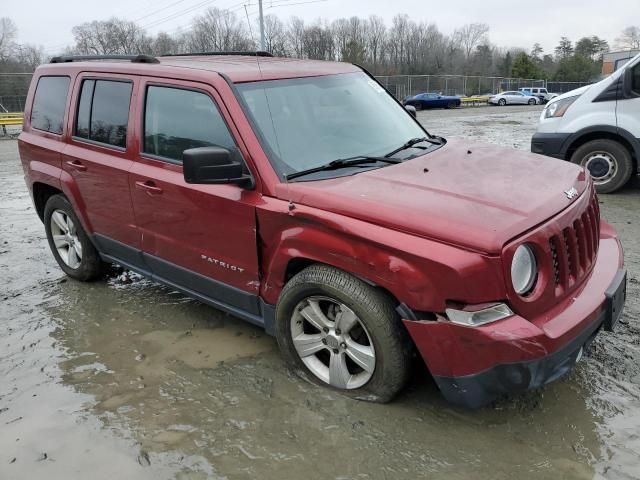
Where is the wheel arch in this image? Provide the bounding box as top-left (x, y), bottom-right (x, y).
top-left (564, 126), bottom-right (640, 173)
top-left (283, 257), bottom-right (402, 309)
top-left (32, 182), bottom-right (63, 222)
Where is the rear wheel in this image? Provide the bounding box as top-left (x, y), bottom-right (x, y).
top-left (275, 264), bottom-right (412, 402)
top-left (44, 195), bottom-right (104, 281)
top-left (498, 98), bottom-right (506, 106)
top-left (570, 139), bottom-right (633, 193)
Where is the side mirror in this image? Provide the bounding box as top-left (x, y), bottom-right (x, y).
top-left (405, 105), bottom-right (417, 118)
top-left (183, 147), bottom-right (253, 187)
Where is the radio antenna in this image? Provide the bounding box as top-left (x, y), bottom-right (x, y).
top-left (249, 16), bottom-right (294, 213)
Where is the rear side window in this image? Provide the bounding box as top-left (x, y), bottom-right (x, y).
top-left (31, 76), bottom-right (70, 134)
top-left (143, 86), bottom-right (236, 162)
top-left (75, 79), bottom-right (132, 148)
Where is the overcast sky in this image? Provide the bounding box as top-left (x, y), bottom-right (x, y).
top-left (5, 0), bottom-right (639, 56)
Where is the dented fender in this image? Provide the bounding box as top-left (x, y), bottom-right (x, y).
top-left (256, 196), bottom-right (506, 310)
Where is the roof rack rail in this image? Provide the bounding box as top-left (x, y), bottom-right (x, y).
top-left (50, 54), bottom-right (159, 64)
top-left (161, 51), bottom-right (273, 58)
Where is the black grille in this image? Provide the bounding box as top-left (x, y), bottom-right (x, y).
top-left (549, 193), bottom-right (600, 292)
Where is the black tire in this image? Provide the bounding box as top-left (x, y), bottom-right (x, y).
top-left (570, 139), bottom-right (633, 194)
top-left (498, 98), bottom-right (506, 106)
top-left (414, 102), bottom-right (423, 111)
top-left (275, 264), bottom-right (412, 403)
top-left (446, 101), bottom-right (457, 109)
top-left (44, 194), bottom-right (104, 281)
top-left (528, 98), bottom-right (536, 105)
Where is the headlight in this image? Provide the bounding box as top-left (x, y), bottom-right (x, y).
top-left (511, 244), bottom-right (537, 295)
top-left (543, 95), bottom-right (579, 118)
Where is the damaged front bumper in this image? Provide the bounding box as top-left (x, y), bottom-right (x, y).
top-left (403, 233), bottom-right (626, 409)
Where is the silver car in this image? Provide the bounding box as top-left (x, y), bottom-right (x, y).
top-left (489, 91), bottom-right (539, 106)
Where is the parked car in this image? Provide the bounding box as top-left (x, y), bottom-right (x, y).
top-left (19, 53), bottom-right (626, 408)
top-left (403, 92), bottom-right (461, 109)
top-left (489, 91), bottom-right (539, 106)
top-left (519, 87), bottom-right (558, 104)
top-left (532, 51), bottom-right (640, 193)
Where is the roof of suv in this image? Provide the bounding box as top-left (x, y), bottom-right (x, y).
top-left (43, 55), bottom-right (360, 83)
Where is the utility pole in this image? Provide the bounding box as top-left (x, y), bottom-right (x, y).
top-left (258, 0), bottom-right (265, 51)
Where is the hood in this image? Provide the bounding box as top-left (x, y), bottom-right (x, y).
top-left (277, 139), bottom-right (589, 254)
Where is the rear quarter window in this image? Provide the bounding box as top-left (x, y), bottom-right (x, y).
top-left (31, 76), bottom-right (70, 134)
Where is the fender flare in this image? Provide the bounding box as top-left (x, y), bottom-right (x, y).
top-left (561, 125), bottom-right (640, 167)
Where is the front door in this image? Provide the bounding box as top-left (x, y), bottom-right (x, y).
top-left (129, 78), bottom-right (261, 317)
top-left (62, 75), bottom-right (141, 264)
top-left (617, 58), bottom-right (640, 143)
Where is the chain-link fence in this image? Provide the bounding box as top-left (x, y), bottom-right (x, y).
top-left (0, 73), bottom-right (33, 113)
top-left (375, 75), bottom-right (544, 99)
top-left (375, 75), bottom-right (592, 100)
top-left (545, 81), bottom-right (591, 94)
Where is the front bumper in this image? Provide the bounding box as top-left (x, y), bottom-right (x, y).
top-left (403, 233), bottom-right (625, 409)
top-left (530, 132), bottom-right (572, 159)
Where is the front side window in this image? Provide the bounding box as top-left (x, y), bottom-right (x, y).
top-left (632, 64), bottom-right (640, 95)
top-left (237, 72), bottom-right (428, 177)
top-left (143, 86), bottom-right (236, 162)
top-left (75, 79), bottom-right (132, 148)
top-left (31, 76), bottom-right (70, 134)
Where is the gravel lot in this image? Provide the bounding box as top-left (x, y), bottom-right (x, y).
top-left (1, 105), bottom-right (639, 480)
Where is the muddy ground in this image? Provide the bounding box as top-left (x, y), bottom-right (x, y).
top-left (1, 105), bottom-right (639, 480)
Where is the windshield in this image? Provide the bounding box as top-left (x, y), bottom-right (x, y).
top-left (236, 72), bottom-right (430, 178)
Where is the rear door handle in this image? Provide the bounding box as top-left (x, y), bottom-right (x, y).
top-left (66, 160), bottom-right (87, 172)
top-left (135, 180), bottom-right (163, 195)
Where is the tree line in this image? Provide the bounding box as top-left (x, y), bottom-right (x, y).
top-left (1, 12), bottom-right (640, 82)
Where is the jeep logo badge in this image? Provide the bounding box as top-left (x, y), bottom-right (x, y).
top-left (564, 187), bottom-right (578, 200)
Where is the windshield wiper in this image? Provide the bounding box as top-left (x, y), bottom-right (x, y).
top-left (285, 155), bottom-right (401, 181)
top-left (384, 136), bottom-right (444, 158)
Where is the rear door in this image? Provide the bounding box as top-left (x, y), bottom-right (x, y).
top-left (62, 74), bottom-right (141, 265)
top-left (129, 77), bottom-right (261, 317)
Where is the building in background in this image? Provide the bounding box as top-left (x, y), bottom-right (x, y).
top-left (602, 50), bottom-right (640, 74)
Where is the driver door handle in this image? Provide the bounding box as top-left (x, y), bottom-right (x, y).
top-left (66, 160), bottom-right (87, 172)
top-left (135, 180), bottom-right (163, 195)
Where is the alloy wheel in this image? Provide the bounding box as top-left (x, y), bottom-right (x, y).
top-left (290, 296), bottom-right (376, 389)
top-left (50, 209), bottom-right (83, 269)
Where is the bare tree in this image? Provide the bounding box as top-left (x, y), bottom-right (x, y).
top-left (287, 17), bottom-right (305, 58)
top-left (303, 21), bottom-right (334, 60)
top-left (454, 23), bottom-right (489, 59)
top-left (616, 26), bottom-right (640, 50)
top-left (71, 18), bottom-right (151, 55)
top-left (188, 7), bottom-right (253, 52)
top-left (366, 15), bottom-right (386, 73)
top-left (152, 32), bottom-right (180, 56)
top-left (262, 15), bottom-right (288, 56)
top-left (0, 17), bottom-right (18, 60)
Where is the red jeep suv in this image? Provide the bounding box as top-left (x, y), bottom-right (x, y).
top-left (18, 53), bottom-right (626, 408)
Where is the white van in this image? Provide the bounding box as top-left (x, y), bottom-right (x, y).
top-left (532, 52), bottom-right (640, 193)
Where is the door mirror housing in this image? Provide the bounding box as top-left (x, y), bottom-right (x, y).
top-left (183, 147), bottom-right (253, 187)
top-left (405, 105), bottom-right (417, 118)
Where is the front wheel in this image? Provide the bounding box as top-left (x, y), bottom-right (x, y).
top-left (44, 194), bottom-right (104, 281)
top-left (498, 98), bottom-right (506, 106)
top-left (528, 98), bottom-right (537, 105)
top-left (570, 139), bottom-right (633, 193)
top-left (275, 264), bottom-right (412, 402)
top-left (446, 101), bottom-right (457, 109)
